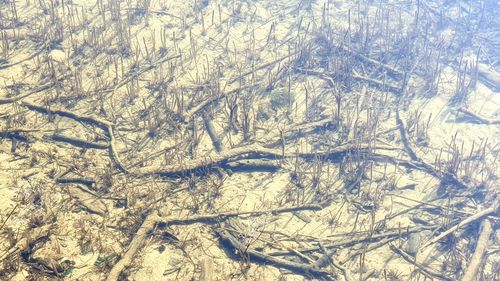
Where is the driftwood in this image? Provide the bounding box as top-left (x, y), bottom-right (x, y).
top-left (461, 218), bottom-right (493, 281)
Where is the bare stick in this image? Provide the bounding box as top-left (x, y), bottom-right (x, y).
top-left (390, 244), bottom-right (453, 281)
top-left (215, 228), bottom-right (331, 278)
top-left (49, 134), bottom-right (109, 150)
top-left (106, 211), bottom-right (159, 281)
top-left (461, 219), bottom-right (493, 281)
top-left (158, 203), bottom-right (322, 224)
top-left (421, 202), bottom-right (499, 249)
top-left (21, 101), bottom-right (114, 129)
top-left (458, 107), bottom-right (500, 125)
top-left (106, 204), bottom-right (322, 281)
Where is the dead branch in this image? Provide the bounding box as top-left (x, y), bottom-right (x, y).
top-left (0, 76), bottom-right (68, 105)
top-left (461, 219), bottom-right (493, 281)
top-left (203, 114), bottom-right (223, 152)
top-left (106, 211), bottom-right (159, 281)
top-left (390, 244), bottom-right (453, 281)
top-left (158, 203), bottom-right (322, 224)
top-left (421, 202), bottom-right (499, 250)
top-left (21, 101), bottom-right (113, 129)
top-left (134, 142), bottom-right (386, 177)
top-left (66, 185), bottom-right (108, 216)
top-left (477, 63), bottom-right (500, 91)
top-left (214, 227), bottom-right (332, 278)
top-left (458, 107), bottom-right (500, 125)
top-left (49, 134), bottom-right (109, 150)
top-left (106, 203), bottom-right (322, 281)
top-left (183, 82), bottom-right (260, 121)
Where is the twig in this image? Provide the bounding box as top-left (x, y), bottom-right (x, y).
top-left (0, 204), bottom-right (18, 232)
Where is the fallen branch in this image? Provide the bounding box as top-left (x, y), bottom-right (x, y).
top-left (49, 134), bottom-right (109, 150)
top-left (106, 204), bottom-right (322, 281)
top-left (461, 219), bottom-right (493, 281)
top-left (215, 227), bottom-right (331, 278)
top-left (158, 203), bottom-right (322, 225)
top-left (0, 76), bottom-right (67, 105)
top-left (106, 211), bottom-right (159, 281)
top-left (21, 101), bottom-right (113, 130)
top-left (203, 115), bottom-right (223, 152)
top-left (477, 63), bottom-right (500, 91)
top-left (183, 82), bottom-right (260, 121)
top-left (457, 107), bottom-right (500, 125)
top-left (134, 142), bottom-right (384, 176)
top-left (390, 244), bottom-right (453, 281)
top-left (20, 101), bottom-right (128, 173)
top-left (421, 202), bottom-right (499, 250)
top-left (268, 226), bottom-right (428, 256)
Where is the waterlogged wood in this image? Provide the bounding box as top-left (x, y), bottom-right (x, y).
top-left (21, 101), bottom-right (114, 129)
top-left (134, 142), bottom-right (385, 176)
top-left (107, 204), bottom-right (322, 281)
top-left (461, 219), bottom-right (493, 281)
top-left (421, 202), bottom-right (499, 250)
top-left (215, 228), bottom-right (331, 278)
top-left (477, 63), bottom-right (500, 91)
top-left (50, 134), bottom-right (109, 150)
